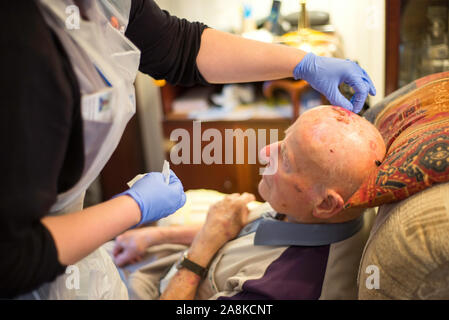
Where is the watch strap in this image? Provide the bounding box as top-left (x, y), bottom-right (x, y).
top-left (177, 252), bottom-right (208, 278)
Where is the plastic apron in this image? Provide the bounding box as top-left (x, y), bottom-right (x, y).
top-left (20, 0), bottom-right (140, 299)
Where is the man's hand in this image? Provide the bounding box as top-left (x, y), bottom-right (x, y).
top-left (113, 227), bottom-right (162, 267)
top-left (159, 193), bottom-right (255, 300)
top-left (200, 193), bottom-right (256, 247)
top-left (113, 224), bottom-right (203, 267)
top-left (188, 193), bottom-right (256, 268)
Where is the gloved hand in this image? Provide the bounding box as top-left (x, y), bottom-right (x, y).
top-left (116, 170), bottom-right (186, 226)
top-left (293, 52), bottom-right (376, 113)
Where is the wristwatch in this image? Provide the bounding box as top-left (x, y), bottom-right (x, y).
top-left (176, 251), bottom-right (208, 279)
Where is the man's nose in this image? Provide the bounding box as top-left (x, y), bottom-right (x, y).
top-left (260, 143), bottom-right (277, 163)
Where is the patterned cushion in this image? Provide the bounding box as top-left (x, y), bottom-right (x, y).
top-left (345, 71), bottom-right (449, 208)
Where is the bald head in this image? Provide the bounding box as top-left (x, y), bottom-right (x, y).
top-left (258, 105), bottom-right (386, 223)
top-left (292, 106), bottom-right (386, 200)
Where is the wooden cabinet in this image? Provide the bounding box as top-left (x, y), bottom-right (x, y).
top-left (162, 114), bottom-right (291, 201)
top-left (99, 115), bottom-right (146, 200)
top-left (386, 0), bottom-right (449, 95)
top-left (385, 0), bottom-right (401, 95)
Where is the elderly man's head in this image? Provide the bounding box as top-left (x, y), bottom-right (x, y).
top-left (258, 106), bottom-right (386, 223)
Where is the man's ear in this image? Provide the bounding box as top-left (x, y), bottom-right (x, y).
top-left (312, 190), bottom-right (344, 220)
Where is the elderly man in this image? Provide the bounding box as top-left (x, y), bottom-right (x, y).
top-left (112, 106), bottom-right (386, 300)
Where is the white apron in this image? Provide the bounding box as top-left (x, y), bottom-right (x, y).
top-left (20, 0), bottom-right (141, 299)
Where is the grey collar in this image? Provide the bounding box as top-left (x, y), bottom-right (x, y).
top-left (238, 212), bottom-right (364, 246)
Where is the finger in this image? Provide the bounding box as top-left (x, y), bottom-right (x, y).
top-left (169, 171), bottom-right (186, 196)
top-left (112, 243), bottom-right (123, 257)
top-left (114, 251), bottom-right (133, 267)
top-left (144, 171), bottom-right (164, 184)
top-left (350, 91), bottom-right (369, 114)
top-left (168, 169), bottom-right (181, 184)
top-left (361, 69), bottom-right (376, 96)
top-left (234, 194), bottom-right (255, 216)
top-left (112, 236), bottom-right (124, 256)
top-left (347, 80), bottom-right (369, 114)
top-left (328, 86), bottom-right (354, 112)
top-left (226, 193), bottom-right (240, 201)
top-left (242, 192), bottom-right (256, 199)
top-left (240, 193), bottom-right (256, 203)
top-left (237, 199), bottom-right (251, 224)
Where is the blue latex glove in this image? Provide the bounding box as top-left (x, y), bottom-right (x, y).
top-left (293, 52), bottom-right (376, 113)
top-left (116, 170), bottom-right (186, 226)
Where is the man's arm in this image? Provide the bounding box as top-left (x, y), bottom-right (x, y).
top-left (197, 28), bottom-right (306, 84)
top-left (159, 228), bottom-right (223, 300)
top-left (160, 193), bottom-right (255, 300)
top-left (113, 224), bottom-right (203, 267)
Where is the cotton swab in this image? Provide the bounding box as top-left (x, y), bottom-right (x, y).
top-left (162, 160), bottom-right (170, 185)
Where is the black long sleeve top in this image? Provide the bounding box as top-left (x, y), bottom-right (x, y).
top-left (0, 0), bottom-right (208, 298)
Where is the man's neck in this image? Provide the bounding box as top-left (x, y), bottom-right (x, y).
top-left (285, 207), bottom-right (364, 224)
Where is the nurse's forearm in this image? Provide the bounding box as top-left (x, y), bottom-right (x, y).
top-left (196, 28), bottom-right (306, 84)
top-left (41, 196), bottom-right (140, 266)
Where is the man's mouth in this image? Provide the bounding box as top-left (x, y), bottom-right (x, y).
top-left (262, 172), bottom-right (272, 188)
top-left (260, 155), bottom-right (279, 177)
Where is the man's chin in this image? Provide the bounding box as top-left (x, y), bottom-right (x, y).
top-left (258, 180), bottom-right (269, 202)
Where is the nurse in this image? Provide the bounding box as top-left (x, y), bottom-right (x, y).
top-left (0, 0), bottom-right (376, 299)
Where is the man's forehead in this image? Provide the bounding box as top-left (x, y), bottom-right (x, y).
top-left (284, 117), bottom-right (302, 136)
top-left (286, 106), bottom-right (359, 137)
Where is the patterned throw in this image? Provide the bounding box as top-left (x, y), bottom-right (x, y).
top-left (345, 71), bottom-right (449, 209)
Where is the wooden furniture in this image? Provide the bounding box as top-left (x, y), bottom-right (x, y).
top-left (386, 0), bottom-right (449, 95)
top-left (263, 78), bottom-right (328, 118)
top-left (99, 115), bottom-right (146, 200)
top-left (385, 0), bottom-right (401, 96)
top-left (162, 112), bottom-right (291, 201)
top-left (160, 82), bottom-right (294, 201)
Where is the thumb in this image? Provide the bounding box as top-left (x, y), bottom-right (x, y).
top-left (237, 193), bottom-right (254, 222)
top-left (112, 240), bottom-right (123, 257)
top-left (347, 78), bottom-right (369, 113)
top-left (328, 86), bottom-right (354, 112)
top-left (350, 91), bottom-right (369, 114)
top-left (240, 192), bottom-right (256, 204)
